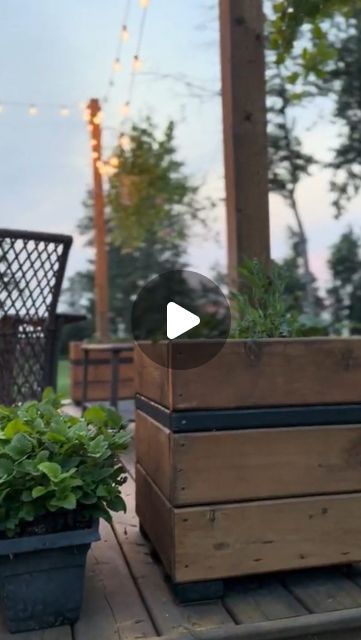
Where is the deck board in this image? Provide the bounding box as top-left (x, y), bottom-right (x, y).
top-left (112, 475), bottom-right (234, 637)
top-left (74, 518), bottom-right (155, 640)
top-left (284, 569), bottom-right (361, 613)
top-left (224, 577), bottom-right (308, 623)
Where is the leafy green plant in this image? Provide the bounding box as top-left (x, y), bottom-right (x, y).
top-left (231, 259), bottom-right (318, 339)
top-left (0, 389), bottom-right (129, 537)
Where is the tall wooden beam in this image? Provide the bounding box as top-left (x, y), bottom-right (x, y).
top-left (88, 98), bottom-right (109, 341)
top-left (219, 0), bottom-right (270, 289)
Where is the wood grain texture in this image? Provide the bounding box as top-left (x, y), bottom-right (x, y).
top-left (74, 519), bottom-right (155, 640)
top-left (136, 410), bottom-right (172, 500)
top-left (136, 413), bottom-right (361, 504)
top-left (224, 577), bottom-right (307, 623)
top-left (135, 343), bottom-right (169, 408)
top-left (136, 469), bottom-right (361, 583)
top-left (284, 569), bottom-right (361, 613)
top-left (135, 339), bottom-right (361, 410)
top-left (172, 424), bottom-right (361, 504)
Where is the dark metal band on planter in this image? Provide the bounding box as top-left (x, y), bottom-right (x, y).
top-left (135, 394), bottom-right (361, 433)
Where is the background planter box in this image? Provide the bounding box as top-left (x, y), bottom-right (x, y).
top-left (70, 341), bottom-right (134, 403)
top-left (135, 338), bottom-right (361, 598)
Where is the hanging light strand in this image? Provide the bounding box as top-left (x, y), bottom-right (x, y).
top-left (102, 0), bottom-right (132, 105)
top-left (119, 0), bottom-right (149, 125)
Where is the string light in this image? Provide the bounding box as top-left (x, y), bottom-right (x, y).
top-left (121, 25), bottom-right (129, 42)
top-left (109, 155), bottom-right (119, 168)
top-left (121, 101), bottom-right (131, 117)
top-left (133, 55), bottom-right (142, 71)
top-left (91, 138), bottom-right (97, 147)
top-left (119, 133), bottom-right (131, 150)
top-left (29, 105), bottom-right (38, 116)
top-left (93, 110), bottom-right (103, 125)
top-left (60, 106), bottom-right (70, 117)
top-left (139, 0), bottom-right (149, 6)
top-left (83, 108), bottom-right (91, 122)
top-left (112, 58), bottom-right (122, 72)
top-left (92, 151), bottom-right (99, 159)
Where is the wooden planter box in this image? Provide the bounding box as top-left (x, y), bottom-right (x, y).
top-left (69, 341), bottom-right (135, 404)
top-left (135, 338), bottom-right (361, 600)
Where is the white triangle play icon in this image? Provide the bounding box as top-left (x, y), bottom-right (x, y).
top-left (167, 302), bottom-right (200, 340)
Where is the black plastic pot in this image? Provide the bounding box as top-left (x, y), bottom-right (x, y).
top-left (0, 519), bottom-right (100, 633)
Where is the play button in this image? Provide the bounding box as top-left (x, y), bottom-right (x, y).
top-left (167, 302), bottom-right (200, 339)
top-left (131, 269), bottom-right (231, 369)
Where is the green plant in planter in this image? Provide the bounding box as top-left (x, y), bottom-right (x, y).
top-left (0, 388), bottom-right (129, 538)
top-left (231, 259), bottom-right (327, 338)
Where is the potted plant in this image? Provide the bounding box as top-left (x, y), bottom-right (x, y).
top-left (135, 260), bottom-right (361, 602)
top-left (0, 389), bottom-right (129, 632)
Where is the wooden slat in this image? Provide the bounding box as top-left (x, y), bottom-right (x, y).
top-left (135, 343), bottom-right (169, 408)
top-left (284, 570), bottom-right (361, 613)
top-left (224, 578), bottom-right (307, 623)
top-left (74, 519), bottom-right (155, 640)
top-left (136, 339), bottom-right (361, 410)
top-left (136, 463), bottom-right (174, 577)
top-left (136, 469), bottom-right (361, 583)
top-left (112, 476), bottom-right (234, 636)
top-left (136, 413), bottom-right (361, 504)
top-left (136, 411), bottom-right (172, 500)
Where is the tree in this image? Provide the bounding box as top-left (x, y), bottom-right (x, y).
top-left (267, 63), bottom-right (316, 315)
top-left (327, 228), bottom-right (361, 333)
top-left (62, 118), bottom-right (209, 338)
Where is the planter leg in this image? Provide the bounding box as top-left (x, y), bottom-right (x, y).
top-left (171, 579), bottom-right (224, 603)
top-left (139, 523), bottom-right (149, 541)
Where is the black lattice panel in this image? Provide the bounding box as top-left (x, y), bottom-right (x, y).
top-left (0, 229), bottom-right (72, 404)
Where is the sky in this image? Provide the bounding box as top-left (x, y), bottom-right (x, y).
top-left (0, 0), bottom-right (360, 291)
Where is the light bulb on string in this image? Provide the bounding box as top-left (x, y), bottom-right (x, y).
top-left (91, 138), bottom-right (97, 147)
top-left (119, 133), bottom-right (131, 150)
top-left (29, 105), bottom-right (38, 116)
top-left (121, 101), bottom-right (130, 117)
top-left (92, 151), bottom-right (99, 159)
top-left (133, 55), bottom-right (142, 71)
top-left (83, 108), bottom-right (91, 122)
top-left (60, 106), bottom-right (70, 117)
top-left (113, 58), bottom-right (122, 72)
top-left (93, 110), bottom-right (103, 125)
top-left (121, 25), bottom-right (129, 41)
top-left (0, 105), bottom-right (4, 114)
top-left (109, 156), bottom-right (119, 168)
top-left (140, 0), bottom-right (149, 7)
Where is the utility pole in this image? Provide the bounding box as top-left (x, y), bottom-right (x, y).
top-left (88, 98), bottom-right (109, 341)
top-left (219, 0), bottom-right (270, 290)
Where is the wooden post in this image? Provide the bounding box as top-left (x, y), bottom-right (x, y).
top-left (88, 98), bottom-right (109, 341)
top-left (219, 0), bottom-right (270, 289)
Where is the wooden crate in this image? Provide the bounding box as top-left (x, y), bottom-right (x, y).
top-left (69, 341), bottom-right (135, 403)
top-left (135, 338), bottom-right (361, 409)
top-left (135, 337), bottom-right (361, 596)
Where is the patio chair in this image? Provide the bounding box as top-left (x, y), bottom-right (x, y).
top-left (0, 228), bottom-right (85, 405)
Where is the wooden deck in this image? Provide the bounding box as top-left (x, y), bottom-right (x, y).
top-left (4, 419), bottom-right (361, 639)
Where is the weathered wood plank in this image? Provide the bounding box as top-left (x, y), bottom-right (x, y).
top-left (174, 491), bottom-right (361, 582)
top-left (136, 339), bottom-right (361, 410)
top-left (284, 570), bottom-right (361, 613)
top-left (112, 475), bottom-right (234, 636)
top-left (74, 519), bottom-right (155, 640)
top-left (134, 343), bottom-right (169, 408)
top-left (136, 468), bottom-right (361, 583)
top-left (224, 577), bottom-right (307, 623)
top-left (136, 413), bottom-right (361, 504)
top-left (136, 411), bottom-right (172, 499)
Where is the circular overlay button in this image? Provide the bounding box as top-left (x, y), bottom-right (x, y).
top-left (131, 269), bottom-right (231, 369)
